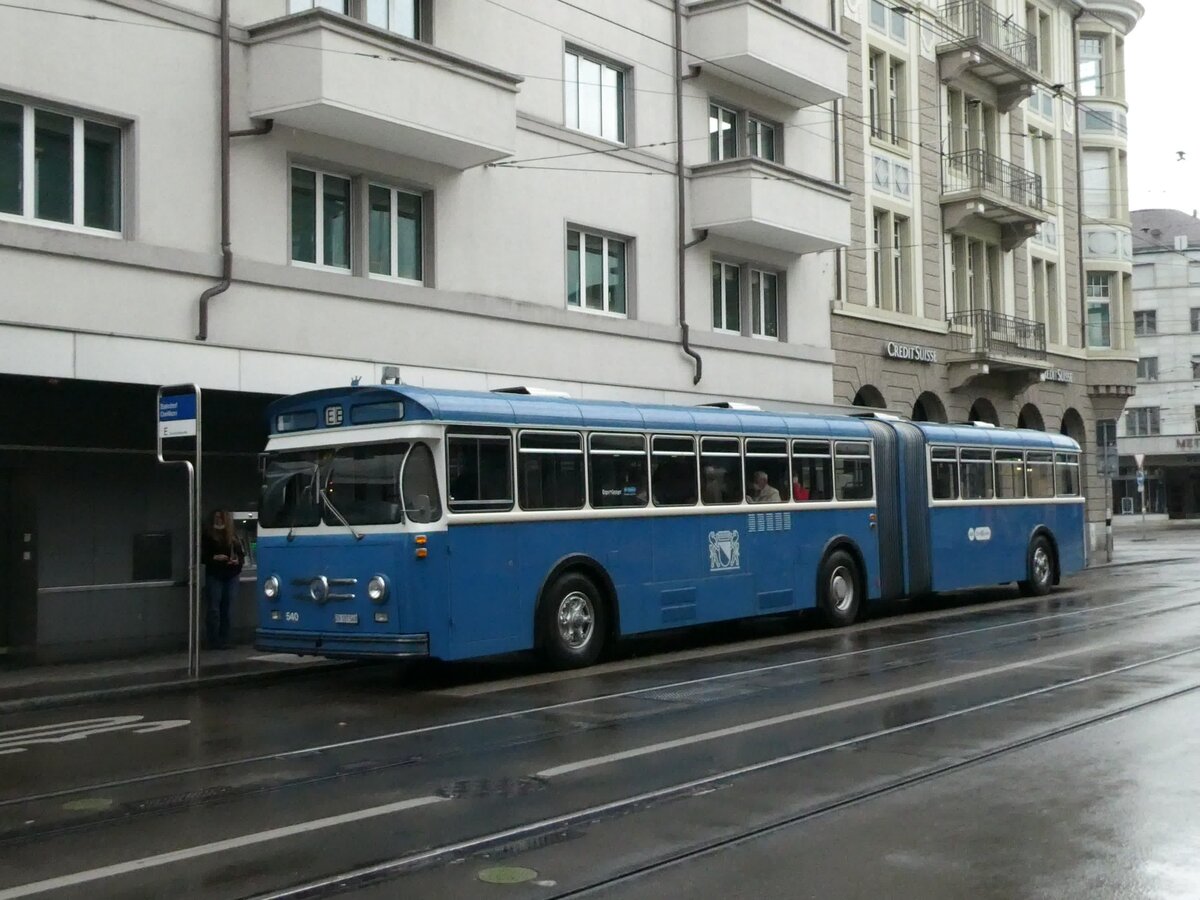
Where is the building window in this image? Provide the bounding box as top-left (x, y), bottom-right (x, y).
top-left (1082, 148), bottom-right (1114, 219)
top-left (950, 235), bottom-right (1000, 315)
top-left (712, 260), bottom-right (784, 338)
top-left (1191, 308), bottom-right (1200, 332)
top-left (947, 88), bottom-right (999, 158)
top-left (365, 0), bottom-right (419, 38)
top-left (289, 0), bottom-right (347, 12)
top-left (712, 261), bottom-right (741, 333)
top-left (1136, 358), bottom-right (1158, 382)
top-left (869, 0), bottom-right (906, 40)
top-left (1031, 257), bottom-right (1060, 343)
top-left (709, 103), bottom-right (778, 163)
top-left (567, 228), bottom-right (627, 316)
top-left (0, 99), bottom-right (122, 233)
top-left (1195, 407), bottom-right (1200, 433)
top-left (290, 166), bottom-right (351, 270)
top-left (1027, 4), bottom-right (1053, 78)
top-left (1193, 356), bottom-right (1200, 381)
top-left (564, 50), bottom-right (625, 143)
top-left (1079, 35), bottom-right (1104, 97)
top-left (873, 208), bottom-right (911, 313)
top-left (1126, 408), bottom-right (1160, 437)
top-left (1134, 310), bottom-right (1157, 336)
top-left (869, 51), bottom-right (904, 144)
top-left (1086, 273), bottom-right (1111, 347)
top-left (1027, 129), bottom-right (1056, 211)
top-left (368, 184), bottom-right (423, 282)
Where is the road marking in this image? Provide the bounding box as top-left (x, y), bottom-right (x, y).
top-left (0, 717), bottom-right (190, 755)
top-left (536, 644), bottom-right (1101, 778)
top-left (0, 795), bottom-right (446, 899)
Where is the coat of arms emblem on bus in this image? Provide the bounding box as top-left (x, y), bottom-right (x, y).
top-left (708, 529), bottom-right (741, 571)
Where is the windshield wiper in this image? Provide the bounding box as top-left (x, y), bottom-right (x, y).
top-left (321, 489), bottom-right (364, 541)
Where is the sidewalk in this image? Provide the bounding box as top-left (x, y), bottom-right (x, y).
top-left (0, 645), bottom-right (344, 714)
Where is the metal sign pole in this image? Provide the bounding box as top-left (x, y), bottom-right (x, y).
top-left (157, 384), bottom-right (202, 680)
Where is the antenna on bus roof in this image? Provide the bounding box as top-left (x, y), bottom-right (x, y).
top-left (492, 386), bottom-right (572, 398)
top-left (697, 401), bottom-right (763, 411)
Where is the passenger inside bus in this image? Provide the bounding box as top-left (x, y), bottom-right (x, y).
top-left (748, 471), bottom-right (781, 503)
top-left (792, 475), bottom-right (810, 501)
top-left (702, 466), bottom-right (727, 504)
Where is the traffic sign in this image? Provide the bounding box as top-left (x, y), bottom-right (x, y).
top-left (1135, 452), bottom-right (1146, 468)
top-left (159, 392), bottom-right (197, 438)
top-left (1136, 470), bottom-right (1145, 491)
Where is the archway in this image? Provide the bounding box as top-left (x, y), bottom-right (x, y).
top-left (912, 392), bottom-right (948, 423)
top-left (968, 398), bottom-right (1000, 426)
top-left (1061, 408), bottom-right (1086, 445)
top-left (1018, 403), bottom-right (1045, 431)
top-left (852, 385), bottom-right (887, 410)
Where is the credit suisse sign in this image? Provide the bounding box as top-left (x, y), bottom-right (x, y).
top-left (883, 341), bottom-right (937, 363)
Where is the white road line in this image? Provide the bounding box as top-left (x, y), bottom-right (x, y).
top-left (536, 644), bottom-right (1101, 778)
top-left (0, 795), bottom-right (446, 900)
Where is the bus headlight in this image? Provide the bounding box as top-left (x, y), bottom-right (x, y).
top-left (367, 575), bottom-right (389, 603)
top-left (263, 575), bottom-right (280, 601)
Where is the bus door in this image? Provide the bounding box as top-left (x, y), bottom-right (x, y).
top-left (861, 421), bottom-right (906, 601)
top-left (890, 422), bottom-right (933, 597)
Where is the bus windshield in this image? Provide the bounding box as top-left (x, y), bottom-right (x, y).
top-left (260, 441), bottom-right (442, 528)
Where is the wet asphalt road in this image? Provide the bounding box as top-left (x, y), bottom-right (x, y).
top-left (1, 559), bottom-right (1199, 899)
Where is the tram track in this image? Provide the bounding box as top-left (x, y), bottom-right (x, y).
top-left (250, 641), bottom-right (1200, 900)
top-left (1, 582), bottom-right (1194, 825)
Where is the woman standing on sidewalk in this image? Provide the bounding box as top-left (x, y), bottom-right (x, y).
top-left (201, 510), bottom-right (244, 649)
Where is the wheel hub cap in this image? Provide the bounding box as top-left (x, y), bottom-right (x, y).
top-left (831, 567), bottom-right (854, 613)
top-left (1034, 548), bottom-right (1050, 585)
top-left (558, 592), bottom-right (594, 650)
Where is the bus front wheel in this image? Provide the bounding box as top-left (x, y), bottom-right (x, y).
top-left (1020, 536), bottom-right (1055, 597)
top-left (818, 550), bottom-right (862, 628)
top-left (539, 572), bottom-right (608, 670)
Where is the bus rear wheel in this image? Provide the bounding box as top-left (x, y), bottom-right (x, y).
top-left (1020, 536), bottom-right (1055, 597)
top-left (818, 550), bottom-right (862, 628)
top-left (539, 572), bottom-right (608, 670)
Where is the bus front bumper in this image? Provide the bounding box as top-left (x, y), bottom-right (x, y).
top-left (255, 628), bottom-right (430, 659)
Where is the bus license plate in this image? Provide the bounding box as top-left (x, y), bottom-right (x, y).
top-left (334, 613), bottom-right (359, 625)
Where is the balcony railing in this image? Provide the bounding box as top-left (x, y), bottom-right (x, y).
top-left (943, 149), bottom-right (1043, 211)
top-left (941, 0), bottom-right (1037, 71)
top-left (948, 310), bottom-right (1047, 362)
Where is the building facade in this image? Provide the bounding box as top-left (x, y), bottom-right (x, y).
top-left (833, 0), bottom-right (1142, 553)
top-left (0, 0), bottom-right (852, 661)
top-left (1117, 210), bottom-right (1200, 518)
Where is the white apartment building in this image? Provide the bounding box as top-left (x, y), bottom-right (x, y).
top-left (0, 0), bottom-right (851, 660)
top-left (832, 0), bottom-right (1141, 551)
top-left (1117, 209), bottom-right (1200, 518)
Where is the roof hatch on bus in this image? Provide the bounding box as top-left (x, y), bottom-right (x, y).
top-left (697, 401), bottom-right (763, 411)
top-left (491, 386), bottom-right (572, 398)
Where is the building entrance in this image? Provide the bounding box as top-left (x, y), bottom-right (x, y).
top-left (0, 470), bottom-right (37, 655)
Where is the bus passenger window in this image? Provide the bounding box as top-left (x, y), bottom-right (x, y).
top-left (447, 430), bottom-right (513, 512)
top-left (651, 436), bottom-right (698, 506)
top-left (791, 441), bottom-right (832, 502)
top-left (835, 442), bottom-right (873, 501)
top-left (700, 437), bottom-right (743, 504)
top-left (590, 433), bottom-right (648, 508)
top-left (1026, 451), bottom-right (1055, 498)
top-left (402, 442), bottom-right (443, 523)
top-left (995, 450), bottom-right (1026, 499)
top-left (959, 449), bottom-right (995, 500)
top-left (518, 431), bottom-right (585, 510)
top-left (1055, 453), bottom-right (1080, 497)
top-left (744, 439), bottom-right (787, 503)
top-left (929, 448), bottom-right (959, 501)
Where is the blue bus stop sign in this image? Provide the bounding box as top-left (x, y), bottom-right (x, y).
top-left (159, 393), bottom-right (197, 438)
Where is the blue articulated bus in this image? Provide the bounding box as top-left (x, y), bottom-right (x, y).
top-left (254, 385), bottom-right (1085, 668)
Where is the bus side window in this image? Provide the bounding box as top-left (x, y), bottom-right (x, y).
top-left (447, 430), bottom-right (513, 513)
top-left (1027, 451), bottom-right (1055, 498)
top-left (590, 433), bottom-right (648, 508)
top-left (994, 450), bottom-right (1026, 499)
top-left (791, 440), bottom-right (832, 502)
top-left (700, 437), bottom-right (742, 504)
top-left (518, 431), bottom-right (585, 510)
top-left (744, 439), bottom-right (788, 504)
top-left (959, 448), bottom-right (995, 500)
top-left (930, 447), bottom-right (959, 500)
top-left (834, 442), bottom-right (873, 501)
top-left (651, 436), bottom-right (698, 507)
top-left (1055, 453), bottom-right (1080, 497)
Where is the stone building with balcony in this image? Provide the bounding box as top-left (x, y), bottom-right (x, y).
top-left (832, 0), bottom-right (1142, 555)
top-left (0, 0), bottom-right (851, 661)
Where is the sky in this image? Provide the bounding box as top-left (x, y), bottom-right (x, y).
top-left (1125, 0), bottom-right (1198, 214)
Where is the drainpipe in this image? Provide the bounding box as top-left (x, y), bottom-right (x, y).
top-left (196, 0), bottom-right (274, 342)
top-left (1071, 5), bottom-right (1087, 351)
top-left (675, 2), bottom-right (703, 385)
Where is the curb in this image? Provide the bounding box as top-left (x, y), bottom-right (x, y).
top-left (1088, 556), bottom-right (1190, 572)
top-left (0, 658), bottom-right (351, 715)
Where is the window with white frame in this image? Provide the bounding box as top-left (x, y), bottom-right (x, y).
top-left (708, 103), bottom-right (777, 163)
top-left (872, 208), bottom-right (911, 313)
top-left (1026, 4), bottom-right (1053, 79)
top-left (949, 235), bottom-right (1000, 314)
top-left (567, 228), bottom-right (627, 315)
top-left (368, 184), bottom-right (423, 282)
top-left (1079, 35), bottom-right (1104, 97)
top-left (869, 0), bottom-right (906, 40)
top-left (291, 166), bottom-right (351, 270)
top-left (868, 51), bottom-right (904, 145)
top-left (1027, 128), bottom-right (1056, 209)
top-left (564, 49), bottom-right (626, 143)
top-left (289, 0), bottom-right (346, 12)
top-left (1126, 407), bottom-right (1160, 437)
top-left (712, 260), bottom-right (784, 339)
top-left (1086, 272), bottom-right (1111, 347)
top-left (365, 0), bottom-right (419, 38)
top-left (1136, 357), bottom-right (1158, 382)
top-left (1030, 257), bottom-right (1060, 343)
top-left (0, 99), bottom-right (122, 233)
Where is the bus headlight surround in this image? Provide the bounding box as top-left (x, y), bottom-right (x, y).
top-left (367, 575), bottom-right (389, 604)
top-left (263, 575), bottom-right (280, 601)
